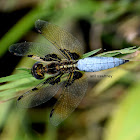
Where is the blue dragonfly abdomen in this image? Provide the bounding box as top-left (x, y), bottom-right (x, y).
top-left (77, 57), bottom-right (129, 72)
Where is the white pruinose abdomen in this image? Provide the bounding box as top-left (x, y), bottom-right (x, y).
top-left (77, 57), bottom-right (129, 72)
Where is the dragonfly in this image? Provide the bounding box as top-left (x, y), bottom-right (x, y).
top-left (9, 20), bottom-right (129, 126)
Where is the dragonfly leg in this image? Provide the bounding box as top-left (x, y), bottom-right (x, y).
top-left (65, 71), bottom-right (83, 87)
top-left (43, 72), bottom-right (63, 86)
top-left (49, 73), bottom-right (63, 85)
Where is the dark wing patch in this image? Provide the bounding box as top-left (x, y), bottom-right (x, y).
top-left (35, 20), bottom-right (84, 57)
top-left (49, 74), bottom-right (88, 126)
top-left (17, 75), bottom-right (64, 108)
top-left (9, 42), bottom-right (65, 60)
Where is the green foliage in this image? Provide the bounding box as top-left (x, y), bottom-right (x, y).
top-left (104, 81), bottom-right (140, 140)
top-left (0, 0), bottom-right (140, 139)
top-left (0, 72), bottom-right (31, 83)
top-left (97, 46), bottom-right (140, 57)
top-left (81, 48), bottom-right (102, 58)
top-left (83, 46), bottom-right (140, 58)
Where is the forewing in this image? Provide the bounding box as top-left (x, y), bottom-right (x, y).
top-left (17, 78), bottom-right (63, 108)
top-left (9, 42), bottom-right (65, 60)
top-left (50, 74), bottom-right (88, 126)
top-left (35, 20), bottom-right (84, 56)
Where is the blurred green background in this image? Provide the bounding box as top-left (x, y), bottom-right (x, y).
top-left (0, 0), bottom-right (140, 140)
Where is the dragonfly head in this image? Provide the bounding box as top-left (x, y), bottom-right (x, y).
top-left (31, 62), bottom-right (45, 80)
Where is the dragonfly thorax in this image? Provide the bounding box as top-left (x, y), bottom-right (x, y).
top-left (45, 60), bottom-right (78, 75)
top-left (31, 60), bottom-right (78, 80)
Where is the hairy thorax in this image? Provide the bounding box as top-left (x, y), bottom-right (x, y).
top-left (45, 60), bottom-right (78, 74)
top-left (31, 60), bottom-right (78, 80)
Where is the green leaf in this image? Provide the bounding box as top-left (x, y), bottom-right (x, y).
top-left (104, 81), bottom-right (140, 140)
top-left (119, 46), bottom-right (140, 54)
top-left (99, 52), bottom-right (120, 57)
top-left (0, 77), bottom-right (38, 91)
top-left (97, 46), bottom-right (140, 57)
top-left (16, 68), bottom-right (31, 73)
top-left (0, 72), bottom-right (32, 83)
top-left (81, 46), bottom-right (139, 58)
top-left (81, 48), bottom-right (101, 58)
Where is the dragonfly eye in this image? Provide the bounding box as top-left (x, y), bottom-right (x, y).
top-left (31, 62), bottom-right (45, 80)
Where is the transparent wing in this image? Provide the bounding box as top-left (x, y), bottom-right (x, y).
top-left (9, 42), bottom-right (65, 60)
top-left (35, 20), bottom-right (84, 56)
top-left (50, 74), bottom-right (88, 126)
top-left (17, 77), bottom-right (63, 108)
